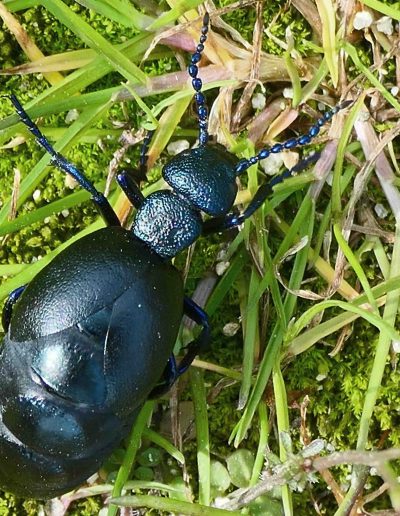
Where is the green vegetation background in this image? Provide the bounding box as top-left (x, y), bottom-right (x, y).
top-left (0, 0), bottom-right (399, 515)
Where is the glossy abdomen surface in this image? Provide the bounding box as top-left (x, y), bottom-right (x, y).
top-left (0, 227), bottom-right (184, 498)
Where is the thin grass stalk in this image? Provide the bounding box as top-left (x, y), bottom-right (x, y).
top-left (190, 368), bottom-right (210, 506)
top-left (110, 494), bottom-right (242, 515)
top-left (250, 402), bottom-right (269, 486)
top-left (239, 269), bottom-right (260, 409)
top-left (273, 365), bottom-right (293, 516)
top-left (108, 401), bottom-right (155, 516)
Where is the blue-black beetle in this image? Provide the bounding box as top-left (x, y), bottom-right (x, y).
top-left (0, 12), bottom-right (350, 499)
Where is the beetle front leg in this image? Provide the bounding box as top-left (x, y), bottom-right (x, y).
top-left (116, 129), bottom-right (155, 208)
top-left (149, 297), bottom-right (210, 398)
top-left (116, 170), bottom-right (145, 209)
top-left (137, 129), bottom-right (154, 182)
top-left (2, 285), bottom-right (26, 332)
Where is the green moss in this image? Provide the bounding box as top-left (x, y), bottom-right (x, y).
top-left (217, 0), bottom-right (312, 56)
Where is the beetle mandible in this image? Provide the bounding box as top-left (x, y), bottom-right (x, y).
top-left (0, 12), bottom-right (350, 499)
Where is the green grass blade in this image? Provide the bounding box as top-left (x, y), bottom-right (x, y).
top-left (286, 300), bottom-right (400, 344)
top-left (108, 401), bottom-right (155, 516)
top-left (250, 402), bottom-right (269, 485)
top-left (190, 368), bottom-right (210, 506)
top-left (205, 251), bottom-right (247, 317)
top-left (359, 0), bottom-right (400, 20)
top-left (146, 0), bottom-right (204, 30)
top-left (76, 0), bottom-right (154, 29)
top-left (315, 0), bottom-right (338, 86)
top-left (142, 429), bottom-right (185, 465)
top-left (343, 42), bottom-right (400, 112)
top-left (238, 269), bottom-right (260, 409)
top-left (333, 223), bottom-right (379, 313)
top-left (273, 366), bottom-right (293, 516)
top-left (111, 494), bottom-right (242, 515)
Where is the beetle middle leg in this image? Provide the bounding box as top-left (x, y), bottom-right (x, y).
top-left (149, 297), bottom-right (210, 398)
top-left (2, 285), bottom-right (26, 332)
top-left (5, 94), bottom-right (120, 227)
top-left (116, 128), bottom-right (156, 208)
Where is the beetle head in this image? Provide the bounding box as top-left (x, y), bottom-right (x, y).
top-left (162, 144), bottom-right (239, 217)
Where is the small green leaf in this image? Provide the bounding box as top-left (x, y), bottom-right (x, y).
top-left (210, 461), bottom-right (231, 494)
top-left (226, 450), bottom-right (255, 488)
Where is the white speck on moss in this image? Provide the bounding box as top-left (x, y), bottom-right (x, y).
top-left (392, 340), bottom-right (400, 353)
top-left (376, 16), bottom-right (393, 35)
top-left (374, 203), bottom-right (388, 218)
top-left (260, 153), bottom-right (284, 175)
top-left (33, 189), bottom-right (41, 201)
top-left (283, 87), bottom-right (293, 99)
top-left (65, 109), bottom-right (79, 124)
top-left (252, 92), bottom-right (266, 110)
top-left (167, 140), bottom-right (190, 155)
top-left (216, 261), bottom-right (230, 276)
top-left (65, 175), bottom-right (78, 189)
top-left (353, 11), bottom-right (373, 30)
top-left (223, 322), bottom-right (240, 336)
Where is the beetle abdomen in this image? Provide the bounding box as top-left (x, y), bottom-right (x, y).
top-left (0, 405), bottom-right (136, 499)
top-left (0, 227), bottom-right (184, 498)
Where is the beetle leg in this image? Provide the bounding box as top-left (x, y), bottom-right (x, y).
top-left (202, 152), bottom-right (321, 234)
top-left (179, 296), bottom-right (210, 371)
top-left (2, 285), bottom-right (26, 332)
top-left (115, 129), bottom-right (155, 207)
top-left (138, 129), bottom-right (154, 182)
top-left (116, 170), bottom-right (145, 209)
top-left (148, 355), bottom-right (178, 398)
top-left (5, 94), bottom-right (120, 227)
top-left (149, 297), bottom-right (210, 398)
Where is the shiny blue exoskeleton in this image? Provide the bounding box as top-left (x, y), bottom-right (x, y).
top-left (0, 12), bottom-right (350, 499)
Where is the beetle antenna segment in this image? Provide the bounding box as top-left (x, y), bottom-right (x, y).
top-left (188, 12), bottom-right (210, 146)
top-left (202, 151), bottom-right (323, 234)
top-left (235, 99), bottom-right (353, 175)
top-left (6, 94), bottom-right (120, 227)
